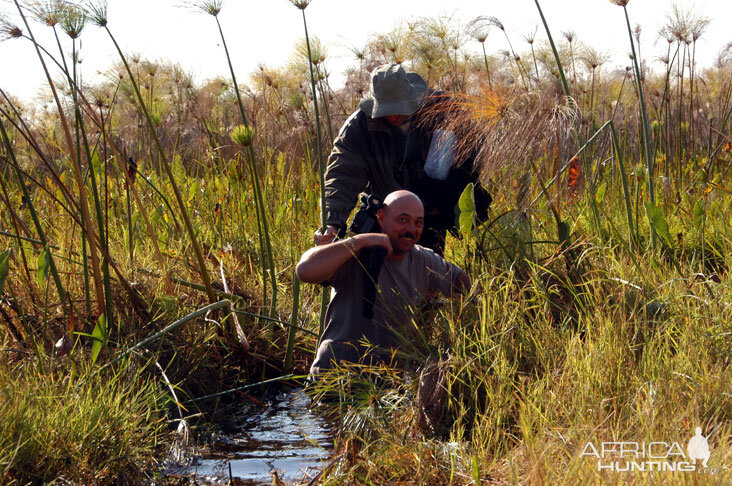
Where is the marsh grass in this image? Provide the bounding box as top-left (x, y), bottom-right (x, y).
top-left (0, 355), bottom-right (166, 482)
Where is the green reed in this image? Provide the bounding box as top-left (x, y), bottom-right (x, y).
top-left (87, 3), bottom-right (217, 306)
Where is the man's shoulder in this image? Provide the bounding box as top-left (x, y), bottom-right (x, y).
top-left (336, 110), bottom-right (392, 144)
top-left (338, 109), bottom-right (367, 135)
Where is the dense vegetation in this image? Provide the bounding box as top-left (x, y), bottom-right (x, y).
top-left (1, 0), bottom-right (730, 483)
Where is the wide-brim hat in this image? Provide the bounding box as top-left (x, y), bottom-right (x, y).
top-left (359, 63), bottom-right (427, 119)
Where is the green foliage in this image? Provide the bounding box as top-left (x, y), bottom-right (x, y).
top-left (457, 182), bottom-right (475, 237)
top-left (90, 150), bottom-right (101, 175)
top-left (0, 249), bottom-right (9, 293)
top-left (36, 248), bottom-right (49, 286)
top-left (644, 201), bottom-right (672, 246)
top-left (558, 220), bottom-right (570, 246)
top-left (91, 313), bottom-right (108, 364)
top-left (693, 199), bottom-right (705, 231)
top-left (595, 181), bottom-right (607, 204)
top-left (230, 124), bottom-right (254, 147)
top-left (471, 456), bottom-right (481, 482)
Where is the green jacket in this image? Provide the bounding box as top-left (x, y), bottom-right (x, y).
top-left (324, 91), bottom-right (490, 232)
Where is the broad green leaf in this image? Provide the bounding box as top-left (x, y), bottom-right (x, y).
top-left (644, 202), bottom-right (672, 246)
top-left (91, 313), bottom-right (107, 364)
top-left (595, 181), bottom-right (607, 204)
top-left (458, 183), bottom-right (475, 213)
top-left (188, 180), bottom-right (199, 203)
top-left (459, 212), bottom-right (474, 236)
top-left (0, 249), bottom-right (10, 294)
top-left (693, 200), bottom-right (705, 231)
top-left (458, 183), bottom-right (476, 236)
top-left (37, 248), bottom-right (49, 286)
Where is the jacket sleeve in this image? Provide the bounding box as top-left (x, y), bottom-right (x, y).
top-left (324, 112), bottom-right (371, 229)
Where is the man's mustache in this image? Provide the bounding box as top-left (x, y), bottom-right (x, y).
top-left (399, 232), bottom-right (416, 239)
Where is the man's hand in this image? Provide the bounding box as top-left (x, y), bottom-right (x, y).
top-left (314, 225), bottom-right (339, 245)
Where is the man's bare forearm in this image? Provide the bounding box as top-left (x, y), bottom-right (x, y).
top-left (296, 233), bottom-right (390, 284)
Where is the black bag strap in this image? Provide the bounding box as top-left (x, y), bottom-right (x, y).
top-left (361, 246), bottom-right (388, 319)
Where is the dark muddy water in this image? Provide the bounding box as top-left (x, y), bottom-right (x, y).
top-left (170, 387), bottom-right (333, 485)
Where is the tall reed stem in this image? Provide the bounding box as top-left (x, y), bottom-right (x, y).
top-left (102, 25), bottom-right (217, 304)
top-left (284, 273), bottom-right (300, 371)
top-left (14, 0), bottom-right (104, 313)
top-left (70, 38), bottom-right (116, 331)
top-left (622, 7), bottom-right (655, 218)
top-left (533, 0), bottom-right (570, 101)
top-left (213, 14), bottom-right (277, 317)
top-left (298, 7), bottom-right (329, 340)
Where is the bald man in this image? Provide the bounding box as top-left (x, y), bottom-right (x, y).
top-left (297, 190), bottom-right (470, 375)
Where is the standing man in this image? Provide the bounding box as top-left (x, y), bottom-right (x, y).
top-left (314, 63), bottom-right (491, 254)
top-left (297, 190), bottom-right (470, 375)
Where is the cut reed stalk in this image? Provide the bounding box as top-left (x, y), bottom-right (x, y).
top-left (185, 374), bottom-right (303, 404)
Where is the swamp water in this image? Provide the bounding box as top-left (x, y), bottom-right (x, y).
top-left (168, 387), bottom-right (333, 485)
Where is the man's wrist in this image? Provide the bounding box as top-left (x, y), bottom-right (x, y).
top-left (344, 235), bottom-right (360, 253)
top-left (348, 234), bottom-right (376, 252)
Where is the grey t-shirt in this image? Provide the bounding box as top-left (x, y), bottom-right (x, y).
top-left (310, 244), bottom-right (463, 374)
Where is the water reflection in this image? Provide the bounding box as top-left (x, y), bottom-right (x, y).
top-left (174, 387), bottom-right (333, 485)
